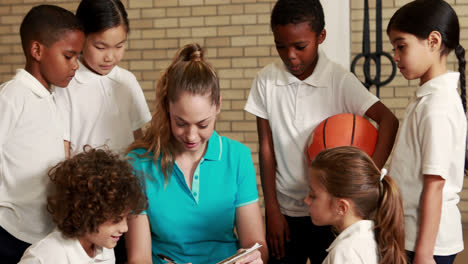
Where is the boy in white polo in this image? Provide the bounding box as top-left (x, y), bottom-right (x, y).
top-left (0, 5), bottom-right (85, 263)
top-left (19, 148), bottom-right (147, 264)
top-left (244, 0), bottom-right (399, 263)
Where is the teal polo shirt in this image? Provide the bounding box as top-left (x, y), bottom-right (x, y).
top-left (127, 131), bottom-right (259, 264)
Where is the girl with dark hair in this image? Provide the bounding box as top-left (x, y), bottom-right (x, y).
top-left (54, 1), bottom-right (151, 262)
top-left (387, 1), bottom-right (466, 263)
top-left (306, 146), bottom-right (406, 264)
top-left (55, 0), bottom-right (151, 158)
top-left (125, 43), bottom-right (267, 264)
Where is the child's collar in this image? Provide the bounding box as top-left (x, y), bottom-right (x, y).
top-left (73, 59), bottom-right (120, 84)
top-left (415, 71), bottom-right (459, 98)
top-left (276, 49), bottom-right (329, 88)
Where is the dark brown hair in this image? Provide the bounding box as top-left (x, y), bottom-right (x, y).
top-left (311, 146), bottom-right (406, 264)
top-left (20, 5), bottom-right (83, 56)
top-left (387, 0), bottom-right (466, 112)
top-left (47, 147), bottom-right (147, 238)
top-left (127, 43), bottom-right (220, 182)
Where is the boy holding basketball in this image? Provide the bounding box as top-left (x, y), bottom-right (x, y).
top-left (244, 0), bottom-right (399, 263)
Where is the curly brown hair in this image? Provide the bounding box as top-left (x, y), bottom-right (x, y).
top-left (47, 147), bottom-right (147, 238)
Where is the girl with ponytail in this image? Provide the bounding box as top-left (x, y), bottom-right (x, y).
top-left (305, 146), bottom-right (406, 264)
top-left (125, 43), bottom-right (267, 264)
top-left (387, 1), bottom-right (466, 263)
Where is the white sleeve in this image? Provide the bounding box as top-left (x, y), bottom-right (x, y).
top-left (419, 109), bottom-right (453, 178)
top-left (128, 73), bottom-right (152, 130)
top-left (339, 71), bottom-right (379, 116)
top-left (0, 95), bottom-right (18, 146)
top-left (244, 73), bottom-right (269, 119)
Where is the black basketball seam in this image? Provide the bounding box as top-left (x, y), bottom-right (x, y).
top-left (323, 118), bottom-right (328, 149)
top-left (350, 114), bottom-right (356, 146)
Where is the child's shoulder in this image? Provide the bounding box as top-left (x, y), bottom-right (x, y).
top-left (255, 60), bottom-right (287, 79)
top-left (0, 70), bottom-right (41, 107)
top-left (20, 230), bottom-right (69, 262)
top-left (0, 70), bottom-right (33, 96)
top-left (110, 65), bottom-right (139, 85)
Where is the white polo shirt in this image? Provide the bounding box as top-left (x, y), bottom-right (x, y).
top-left (389, 72), bottom-right (465, 255)
top-left (19, 229), bottom-right (115, 264)
top-left (0, 69), bottom-right (65, 243)
top-left (245, 50), bottom-right (378, 216)
top-left (323, 220), bottom-right (378, 264)
top-left (55, 61), bottom-right (152, 156)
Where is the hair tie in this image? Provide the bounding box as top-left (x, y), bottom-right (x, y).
top-left (380, 168), bottom-right (387, 181)
top-left (191, 51), bottom-right (202, 61)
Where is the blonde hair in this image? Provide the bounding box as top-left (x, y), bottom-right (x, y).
top-left (127, 43), bottom-right (220, 183)
top-left (311, 146), bottom-right (406, 264)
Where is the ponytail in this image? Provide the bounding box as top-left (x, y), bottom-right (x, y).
top-left (455, 44), bottom-right (466, 113)
top-left (127, 62), bottom-right (174, 183)
top-left (454, 44), bottom-right (468, 171)
top-left (375, 175), bottom-right (406, 264)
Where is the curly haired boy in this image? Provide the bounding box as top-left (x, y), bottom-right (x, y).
top-left (18, 147), bottom-right (148, 264)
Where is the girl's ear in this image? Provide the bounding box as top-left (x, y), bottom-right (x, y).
top-left (335, 198), bottom-right (350, 216)
top-left (30, 41), bottom-right (43, 62)
top-left (427, 31), bottom-right (443, 52)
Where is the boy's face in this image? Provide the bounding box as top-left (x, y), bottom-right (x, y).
top-left (36, 30), bottom-right (85, 89)
top-left (81, 24), bottom-right (127, 76)
top-left (273, 22), bottom-right (326, 80)
top-left (80, 214), bottom-right (129, 252)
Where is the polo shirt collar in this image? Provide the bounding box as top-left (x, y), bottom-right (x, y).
top-left (275, 48), bottom-right (329, 88)
top-left (203, 131), bottom-right (222, 161)
top-left (326, 220), bottom-right (374, 253)
top-left (73, 59), bottom-right (120, 84)
top-left (61, 233), bottom-right (114, 263)
top-left (16, 69), bottom-right (54, 98)
top-left (416, 71), bottom-right (460, 98)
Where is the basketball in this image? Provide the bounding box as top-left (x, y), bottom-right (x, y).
top-left (307, 113), bottom-right (378, 161)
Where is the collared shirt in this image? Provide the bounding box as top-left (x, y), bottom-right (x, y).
top-left (55, 60), bottom-right (151, 156)
top-left (19, 229), bottom-right (115, 264)
top-left (127, 131), bottom-right (259, 264)
top-left (245, 50), bottom-right (378, 216)
top-left (0, 69), bottom-right (65, 243)
top-left (323, 220), bottom-right (378, 264)
top-left (389, 72), bottom-right (465, 255)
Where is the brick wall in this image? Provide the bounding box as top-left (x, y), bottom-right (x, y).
top-left (0, 0), bottom-right (467, 223)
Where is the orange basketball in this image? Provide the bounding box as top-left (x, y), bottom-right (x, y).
top-left (307, 113), bottom-right (378, 161)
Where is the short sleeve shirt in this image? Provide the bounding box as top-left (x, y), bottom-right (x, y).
top-left (19, 229), bottom-right (115, 264)
top-left (0, 69), bottom-right (65, 243)
top-left (245, 50), bottom-right (378, 216)
top-left (55, 61), bottom-right (152, 155)
top-left (127, 131), bottom-right (259, 264)
top-left (323, 220), bottom-right (378, 264)
top-left (389, 72), bottom-right (465, 255)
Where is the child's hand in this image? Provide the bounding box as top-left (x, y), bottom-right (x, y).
top-left (234, 249), bottom-right (262, 264)
top-left (266, 210), bottom-right (289, 259)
